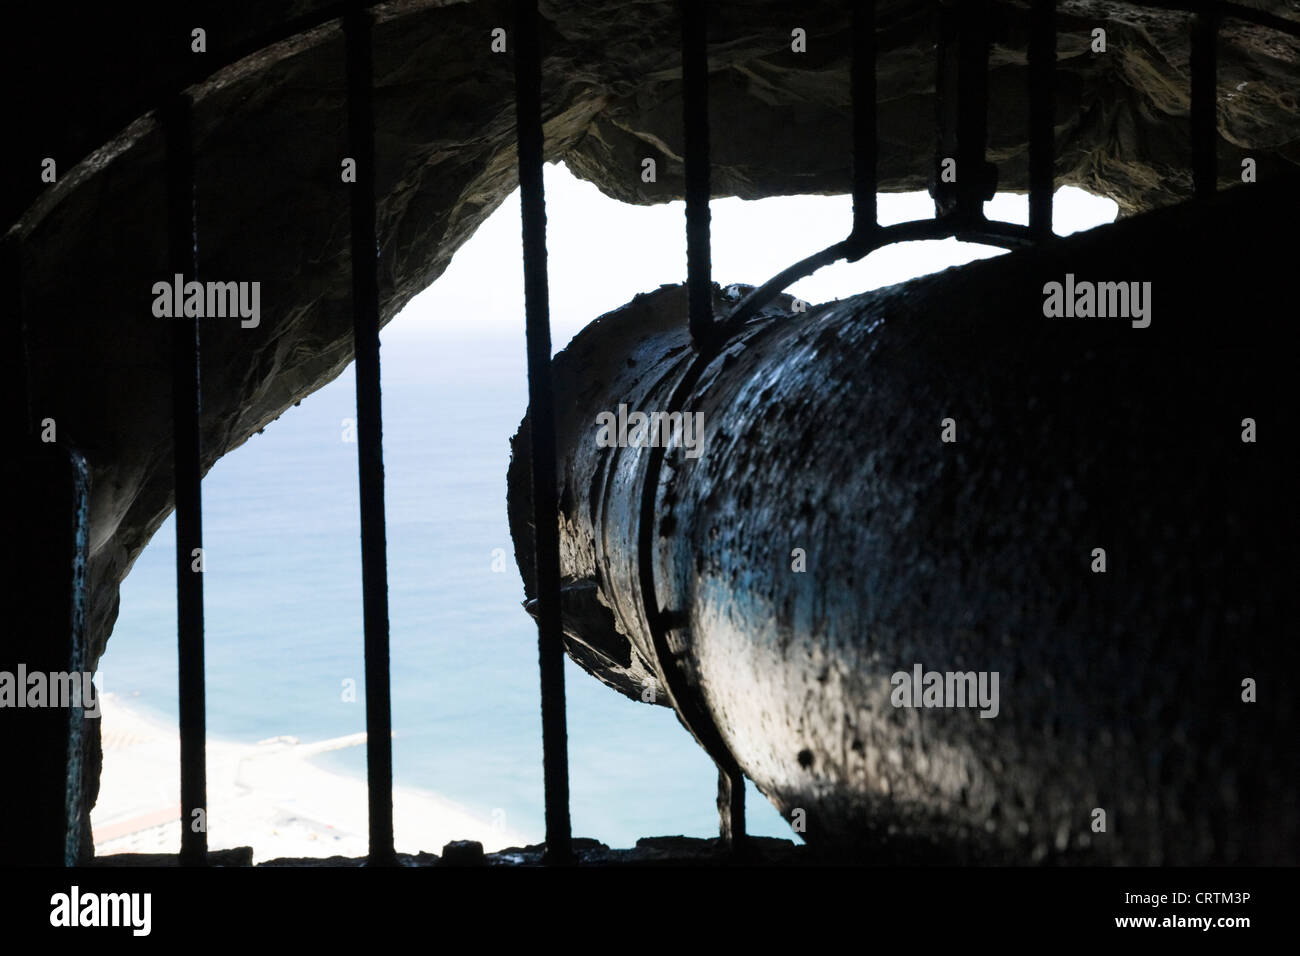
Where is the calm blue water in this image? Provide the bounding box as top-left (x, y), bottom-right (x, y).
top-left (101, 320), bottom-right (793, 849)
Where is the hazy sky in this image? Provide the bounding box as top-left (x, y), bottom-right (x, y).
top-left (383, 161), bottom-right (1118, 351)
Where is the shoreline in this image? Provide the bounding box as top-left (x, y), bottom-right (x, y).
top-left (91, 692), bottom-right (530, 863)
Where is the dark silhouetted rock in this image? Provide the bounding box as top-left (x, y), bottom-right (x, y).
top-left (440, 840), bottom-right (486, 866)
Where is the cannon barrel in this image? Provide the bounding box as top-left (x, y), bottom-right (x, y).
top-left (508, 185), bottom-right (1296, 864)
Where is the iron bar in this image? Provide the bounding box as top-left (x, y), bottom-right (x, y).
top-left (1029, 0), bottom-right (1056, 238)
top-left (933, 0), bottom-right (995, 224)
top-left (163, 92), bottom-right (207, 868)
top-left (848, 0), bottom-right (879, 253)
top-left (933, 1), bottom-right (960, 218)
top-left (682, 0), bottom-right (714, 351)
top-left (724, 215), bottom-right (1037, 328)
top-left (344, 7), bottom-right (396, 866)
top-left (679, 0), bottom-right (747, 847)
top-left (513, 0), bottom-right (574, 865)
top-left (1192, 6), bottom-right (1219, 199)
top-left (954, 0), bottom-right (994, 220)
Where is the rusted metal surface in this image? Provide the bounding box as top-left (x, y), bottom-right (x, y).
top-left (509, 184), bottom-right (1296, 864)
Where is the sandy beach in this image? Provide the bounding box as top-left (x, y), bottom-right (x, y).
top-left (90, 692), bottom-right (530, 863)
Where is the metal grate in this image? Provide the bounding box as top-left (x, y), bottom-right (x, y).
top-left (5, 0), bottom-right (1299, 866)
top-left (162, 91), bottom-right (208, 868)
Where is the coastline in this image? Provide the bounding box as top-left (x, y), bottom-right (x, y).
top-left (91, 692), bottom-right (530, 863)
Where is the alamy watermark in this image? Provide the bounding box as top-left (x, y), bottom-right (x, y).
top-left (595, 404), bottom-right (705, 459)
top-left (151, 274), bottom-right (261, 328)
top-left (50, 886), bottom-right (150, 936)
top-left (890, 663), bottom-right (999, 718)
top-left (0, 665), bottom-right (100, 717)
top-left (1042, 274), bottom-right (1151, 328)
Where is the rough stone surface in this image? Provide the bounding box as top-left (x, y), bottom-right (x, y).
top-left (91, 846), bottom-right (255, 867)
top-left (508, 184), bottom-right (1296, 864)
top-left (253, 835), bottom-right (807, 866)
top-left (440, 839), bottom-right (486, 866)
top-left (3, 1), bottom-right (1296, 854)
